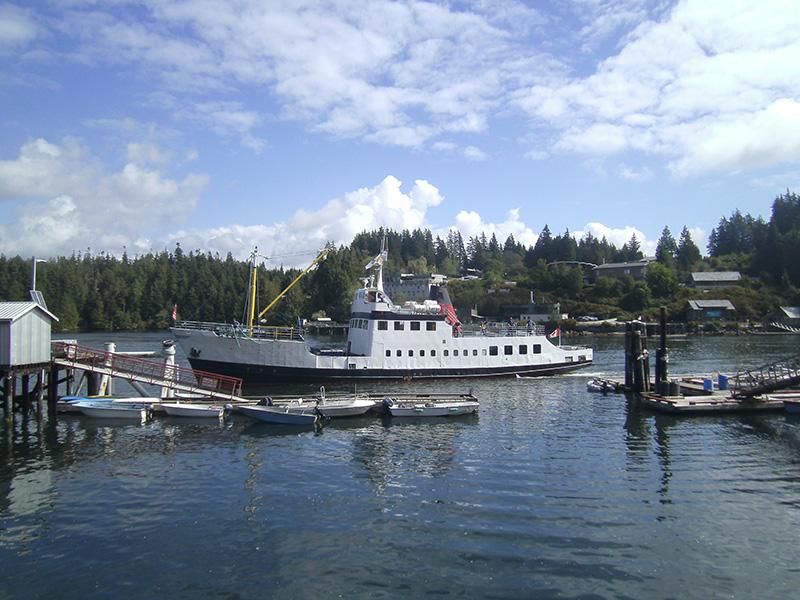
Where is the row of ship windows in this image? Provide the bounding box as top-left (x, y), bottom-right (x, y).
top-left (350, 319), bottom-right (437, 331)
top-left (385, 344), bottom-right (543, 358)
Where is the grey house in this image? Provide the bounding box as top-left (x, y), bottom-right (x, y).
top-left (592, 258), bottom-right (654, 282)
top-left (691, 271), bottom-right (741, 289)
top-left (686, 299), bottom-right (736, 321)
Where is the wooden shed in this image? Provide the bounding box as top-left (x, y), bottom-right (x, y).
top-left (0, 302), bottom-right (59, 368)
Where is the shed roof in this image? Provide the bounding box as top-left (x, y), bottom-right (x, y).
top-left (691, 271), bottom-right (741, 282)
top-left (780, 306), bottom-right (800, 319)
top-left (687, 299), bottom-right (735, 310)
top-left (0, 301), bottom-right (59, 323)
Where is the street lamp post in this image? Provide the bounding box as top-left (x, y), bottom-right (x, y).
top-left (31, 258), bottom-right (46, 291)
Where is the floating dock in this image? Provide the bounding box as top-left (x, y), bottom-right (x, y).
top-left (639, 391), bottom-right (786, 414)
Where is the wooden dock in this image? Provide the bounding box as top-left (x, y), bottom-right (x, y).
top-left (639, 391), bottom-right (786, 414)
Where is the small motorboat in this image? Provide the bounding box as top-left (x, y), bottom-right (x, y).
top-left (382, 397), bottom-right (479, 417)
top-left (72, 401), bottom-right (150, 420)
top-left (161, 403), bottom-right (226, 418)
top-left (63, 395), bottom-right (162, 405)
top-left (238, 404), bottom-right (323, 426)
top-left (279, 387), bottom-right (376, 418)
top-left (586, 378), bottom-right (613, 393)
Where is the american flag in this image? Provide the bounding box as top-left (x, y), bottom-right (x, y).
top-left (440, 303), bottom-right (460, 326)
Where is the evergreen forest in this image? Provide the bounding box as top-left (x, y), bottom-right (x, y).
top-left (1, 191), bottom-right (799, 332)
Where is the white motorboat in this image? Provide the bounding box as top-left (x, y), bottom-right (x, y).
top-left (63, 395), bottom-right (162, 405)
top-left (173, 242), bottom-right (593, 383)
top-left (586, 378), bottom-right (614, 393)
top-left (161, 403), bottom-right (225, 418)
top-left (238, 404), bottom-right (322, 426)
top-left (73, 401), bottom-right (150, 420)
top-left (382, 397), bottom-right (479, 417)
top-left (276, 387), bottom-right (375, 418)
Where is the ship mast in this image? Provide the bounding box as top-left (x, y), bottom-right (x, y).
top-left (366, 234), bottom-right (388, 291)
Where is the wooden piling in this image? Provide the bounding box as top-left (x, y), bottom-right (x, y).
top-left (21, 373), bottom-right (31, 412)
top-left (4, 375), bottom-right (14, 420)
top-left (36, 369), bottom-right (45, 415)
top-left (87, 372), bottom-right (100, 396)
top-left (655, 306), bottom-right (669, 395)
top-left (624, 323), bottom-right (633, 390)
top-left (48, 364), bottom-right (59, 412)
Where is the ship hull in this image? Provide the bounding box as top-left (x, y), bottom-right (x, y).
top-left (186, 356), bottom-right (592, 383)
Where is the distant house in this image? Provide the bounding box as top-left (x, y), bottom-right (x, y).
top-left (686, 299), bottom-right (736, 321)
top-left (691, 271), bottom-right (741, 289)
top-left (500, 302), bottom-right (561, 323)
top-left (778, 306), bottom-right (800, 327)
top-left (384, 273), bottom-right (447, 301)
top-left (592, 258), bottom-right (654, 281)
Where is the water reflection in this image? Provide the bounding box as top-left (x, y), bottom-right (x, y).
top-left (350, 416), bottom-right (478, 494)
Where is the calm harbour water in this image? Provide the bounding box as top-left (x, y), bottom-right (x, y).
top-left (2, 332), bottom-right (800, 599)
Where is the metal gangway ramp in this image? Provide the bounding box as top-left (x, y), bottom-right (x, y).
top-left (52, 342), bottom-right (245, 402)
top-left (731, 355), bottom-right (800, 398)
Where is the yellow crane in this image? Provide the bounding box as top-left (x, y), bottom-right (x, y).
top-left (245, 244), bottom-right (333, 336)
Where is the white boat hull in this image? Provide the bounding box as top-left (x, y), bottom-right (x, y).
top-left (161, 403), bottom-right (224, 418)
top-left (386, 400), bottom-right (479, 417)
top-left (74, 402), bottom-right (149, 419)
top-left (283, 398), bottom-right (375, 418)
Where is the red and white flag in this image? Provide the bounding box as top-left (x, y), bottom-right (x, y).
top-left (548, 326), bottom-right (560, 339)
top-left (440, 303), bottom-right (461, 327)
top-left (171, 304), bottom-right (178, 321)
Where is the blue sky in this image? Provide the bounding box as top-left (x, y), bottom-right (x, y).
top-left (1, 0), bottom-right (799, 264)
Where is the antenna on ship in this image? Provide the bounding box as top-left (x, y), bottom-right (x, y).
top-left (364, 234), bottom-right (388, 292)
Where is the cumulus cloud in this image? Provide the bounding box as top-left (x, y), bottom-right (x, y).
top-left (167, 175), bottom-right (445, 263)
top-left (0, 138), bottom-right (667, 263)
top-left (0, 138), bottom-right (207, 257)
top-left (453, 207), bottom-right (539, 248)
top-left (572, 222), bottom-right (656, 255)
top-left (516, 0), bottom-right (800, 177)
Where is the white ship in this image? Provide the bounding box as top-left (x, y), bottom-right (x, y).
top-left (172, 245), bottom-right (593, 383)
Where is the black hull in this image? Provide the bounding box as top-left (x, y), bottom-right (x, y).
top-left (187, 357), bottom-right (593, 384)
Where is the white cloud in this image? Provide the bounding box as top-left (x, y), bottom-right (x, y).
top-left (126, 141), bottom-right (172, 167)
top-left (0, 137), bottom-right (682, 263)
top-left (618, 164), bottom-right (652, 181)
top-left (573, 222), bottom-right (655, 255)
top-left (0, 138), bottom-right (207, 257)
top-left (167, 176), bottom-right (445, 263)
top-left (0, 4), bottom-right (38, 49)
top-left (45, 1), bottom-right (558, 150)
top-left (516, 0), bottom-right (800, 177)
top-left (463, 145), bottom-right (488, 161)
top-left (453, 207), bottom-right (538, 248)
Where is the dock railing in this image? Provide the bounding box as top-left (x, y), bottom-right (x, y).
top-left (52, 341), bottom-right (243, 398)
top-left (731, 355), bottom-right (800, 397)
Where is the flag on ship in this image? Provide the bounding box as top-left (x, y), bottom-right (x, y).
top-left (548, 327), bottom-right (560, 339)
top-left (429, 284), bottom-right (461, 326)
top-left (171, 304), bottom-right (178, 321)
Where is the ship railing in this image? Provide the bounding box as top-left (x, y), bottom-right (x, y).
top-left (459, 324), bottom-right (546, 337)
top-left (51, 341), bottom-right (243, 397)
top-left (174, 320), bottom-right (303, 341)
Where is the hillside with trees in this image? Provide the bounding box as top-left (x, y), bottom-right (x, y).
top-left (1, 191), bottom-right (798, 332)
